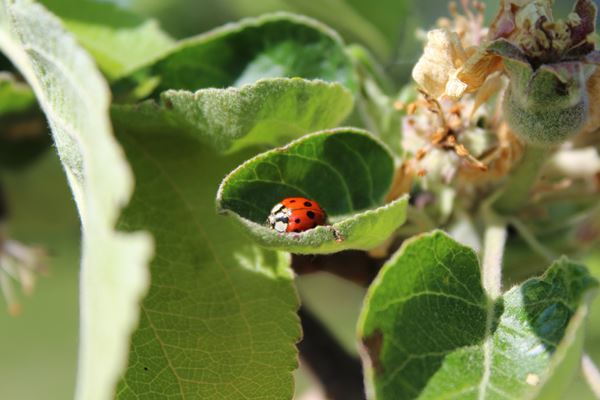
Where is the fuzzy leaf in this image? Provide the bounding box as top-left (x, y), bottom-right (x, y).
top-left (217, 128), bottom-right (408, 254)
top-left (113, 117), bottom-right (300, 400)
top-left (125, 12), bottom-right (356, 95)
top-left (113, 77), bottom-right (353, 153)
top-left (0, 2), bottom-right (154, 400)
top-left (113, 12), bottom-right (356, 153)
top-left (40, 0), bottom-right (174, 80)
top-left (358, 231), bottom-right (598, 400)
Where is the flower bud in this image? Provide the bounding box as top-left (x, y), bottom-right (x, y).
top-left (490, 0), bottom-right (600, 147)
top-left (502, 53), bottom-right (595, 146)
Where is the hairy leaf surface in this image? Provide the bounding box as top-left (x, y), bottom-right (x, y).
top-left (359, 231), bottom-right (598, 400)
top-left (134, 12), bottom-right (356, 94)
top-left (113, 13), bottom-right (356, 153)
top-left (0, 1), bottom-right (154, 400)
top-left (217, 128), bottom-right (408, 254)
top-left (114, 77), bottom-right (353, 153)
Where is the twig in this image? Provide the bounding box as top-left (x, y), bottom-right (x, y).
top-left (298, 306), bottom-right (366, 400)
top-left (582, 353), bottom-right (600, 399)
top-left (292, 251), bottom-right (383, 287)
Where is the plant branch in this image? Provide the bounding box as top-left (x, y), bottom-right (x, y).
top-left (582, 353), bottom-right (600, 399)
top-left (298, 306), bottom-right (366, 400)
top-left (292, 251), bottom-right (384, 287)
top-left (482, 213), bottom-right (507, 299)
top-left (493, 145), bottom-right (547, 215)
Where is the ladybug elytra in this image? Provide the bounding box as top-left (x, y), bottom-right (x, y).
top-left (267, 197), bottom-right (327, 233)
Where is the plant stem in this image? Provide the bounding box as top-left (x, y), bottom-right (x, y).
top-left (493, 145), bottom-right (547, 215)
top-left (582, 353), bottom-right (600, 399)
top-left (482, 213), bottom-right (507, 299)
top-left (298, 306), bottom-right (366, 400)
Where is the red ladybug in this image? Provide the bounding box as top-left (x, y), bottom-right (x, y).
top-left (267, 197), bottom-right (327, 233)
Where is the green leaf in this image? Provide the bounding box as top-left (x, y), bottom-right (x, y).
top-left (39, 0), bottom-right (174, 80)
top-left (112, 13), bottom-right (356, 153)
top-left (226, 0), bottom-right (415, 61)
top-left (0, 72), bottom-right (50, 170)
top-left (0, 2), bottom-right (153, 400)
top-left (358, 231), bottom-right (598, 400)
top-left (113, 116), bottom-right (300, 399)
top-left (113, 77), bottom-right (353, 153)
top-left (124, 12), bottom-right (356, 95)
top-left (217, 128), bottom-right (408, 254)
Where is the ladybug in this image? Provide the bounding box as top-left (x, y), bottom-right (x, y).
top-left (267, 197), bottom-right (327, 233)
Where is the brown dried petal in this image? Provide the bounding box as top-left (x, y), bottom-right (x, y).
top-left (579, 67), bottom-right (600, 138)
top-left (412, 29), bottom-right (467, 98)
top-left (471, 74), bottom-right (504, 117)
top-left (456, 47), bottom-right (503, 94)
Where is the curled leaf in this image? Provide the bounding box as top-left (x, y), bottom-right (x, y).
top-left (217, 128), bottom-right (408, 254)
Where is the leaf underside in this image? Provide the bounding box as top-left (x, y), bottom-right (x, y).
top-left (113, 77), bottom-right (353, 153)
top-left (0, 2), bottom-right (154, 400)
top-left (112, 12), bottom-right (357, 154)
top-left (359, 231), bottom-right (598, 400)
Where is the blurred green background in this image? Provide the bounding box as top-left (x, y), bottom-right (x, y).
top-left (1, 0), bottom-right (599, 399)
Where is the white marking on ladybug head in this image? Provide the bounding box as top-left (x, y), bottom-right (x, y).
top-left (270, 203), bottom-right (285, 214)
top-left (274, 220), bottom-right (287, 233)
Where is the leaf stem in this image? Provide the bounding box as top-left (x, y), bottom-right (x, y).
top-left (582, 353), bottom-right (600, 399)
top-left (482, 213), bottom-right (507, 299)
top-left (493, 145), bottom-right (547, 215)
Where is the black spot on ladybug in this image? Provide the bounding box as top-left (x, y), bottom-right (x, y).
top-left (294, 229), bottom-right (301, 233)
top-left (289, 199), bottom-right (296, 203)
top-left (304, 201), bottom-right (312, 207)
top-left (295, 218), bottom-right (301, 223)
top-left (306, 211), bottom-right (315, 219)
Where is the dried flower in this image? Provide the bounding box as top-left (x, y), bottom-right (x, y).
top-left (404, 1), bottom-right (522, 198)
top-left (414, 0), bottom-right (600, 147)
